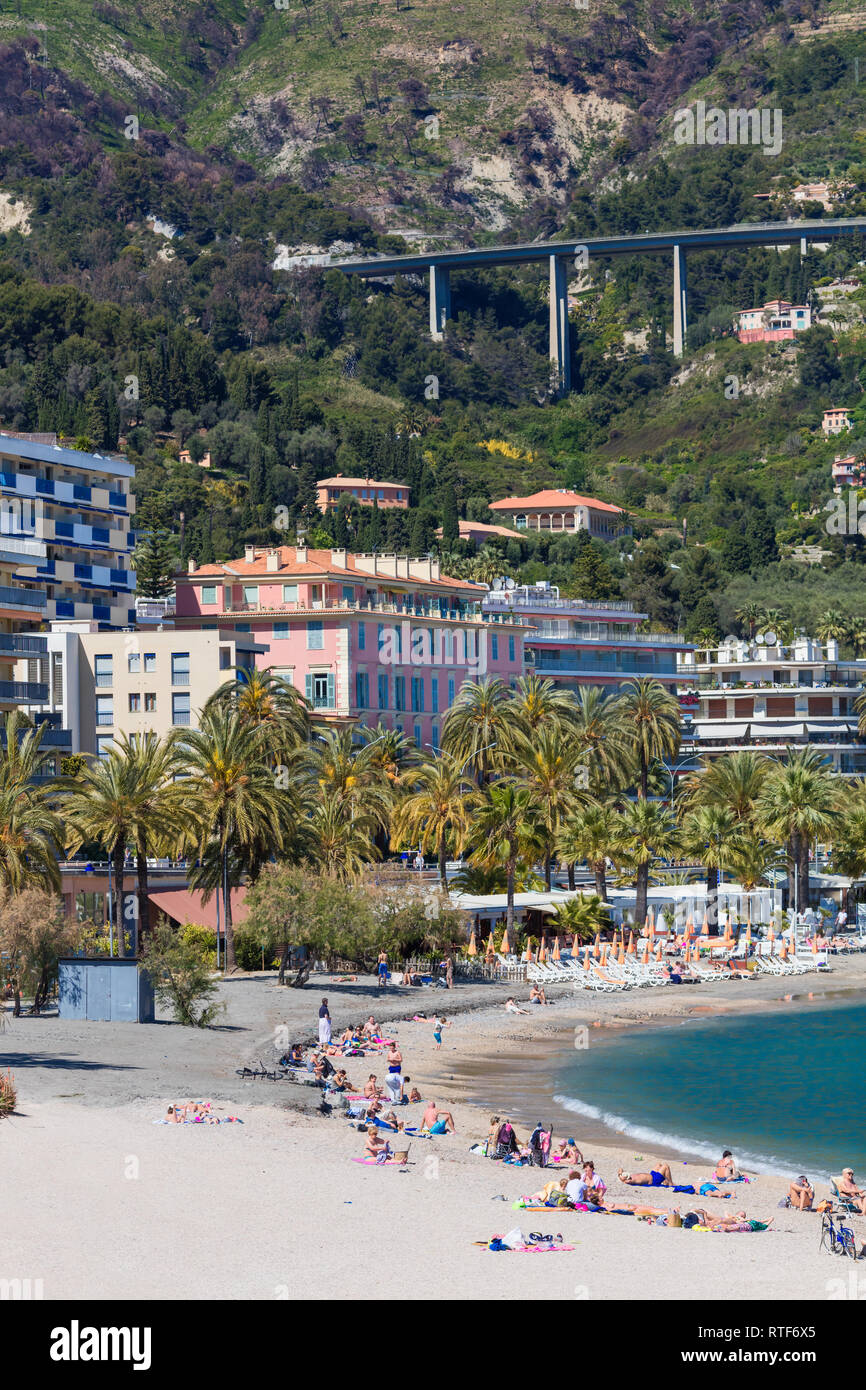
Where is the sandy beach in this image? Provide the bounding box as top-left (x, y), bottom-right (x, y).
top-left (4, 959), bottom-right (866, 1301)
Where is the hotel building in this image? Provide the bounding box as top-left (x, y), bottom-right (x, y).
top-left (677, 635), bottom-right (866, 775)
top-left (174, 545), bottom-right (527, 749)
top-left (488, 489), bottom-right (627, 541)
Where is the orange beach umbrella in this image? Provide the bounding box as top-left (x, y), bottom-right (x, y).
top-left (500, 925), bottom-right (511, 955)
top-left (553, 935), bottom-right (561, 961)
top-left (467, 929), bottom-right (477, 957)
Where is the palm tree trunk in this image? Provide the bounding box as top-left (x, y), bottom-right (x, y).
top-left (635, 861), bottom-right (648, 926)
top-left (544, 849), bottom-right (552, 890)
top-left (112, 837), bottom-right (125, 951)
top-left (594, 860), bottom-right (607, 901)
top-left (706, 865), bottom-right (719, 932)
top-left (639, 749), bottom-right (648, 800)
top-left (787, 833), bottom-right (799, 914)
top-left (223, 844), bottom-right (237, 972)
top-left (567, 861), bottom-right (575, 890)
top-left (506, 859), bottom-right (516, 937)
top-left (136, 837), bottom-right (150, 958)
top-left (438, 835), bottom-right (447, 887)
top-left (798, 836), bottom-right (811, 917)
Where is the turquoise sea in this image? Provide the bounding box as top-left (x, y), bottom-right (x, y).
top-left (551, 996), bottom-right (866, 1182)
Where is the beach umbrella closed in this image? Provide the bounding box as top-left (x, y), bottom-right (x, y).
top-left (500, 924), bottom-right (511, 955)
top-left (641, 941), bottom-right (650, 965)
top-left (655, 941), bottom-right (664, 961)
top-left (627, 931), bottom-right (636, 955)
top-left (486, 929), bottom-right (496, 956)
top-left (467, 929), bottom-right (477, 957)
top-left (523, 940), bottom-right (533, 963)
top-left (701, 911), bottom-right (710, 936)
top-left (686, 913), bottom-right (694, 936)
top-left (745, 922), bottom-right (752, 945)
top-left (780, 942), bottom-right (788, 961)
top-left (553, 935), bottom-right (561, 961)
top-left (584, 950), bottom-right (591, 972)
top-left (593, 933), bottom-right (601, 959)
top-left (617, 942), bottom-right (626, 964)
top-left (647, 906), bottom-right (655, 931)
top-left (539, 935), bottom-right (547, 964)
top-left (601, 944), bottom-right (609, 965)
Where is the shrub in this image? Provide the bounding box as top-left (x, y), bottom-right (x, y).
top-left (232, 928), bottom-right (279, 972)
top-left (0, 1070), bottom-right (16, 1117)
top-left (179, 922), bottom-right (217, 969)
top-left (141, 919), bottom-right (225, 1027)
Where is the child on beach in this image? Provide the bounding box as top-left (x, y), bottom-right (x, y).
top-left (433, 1014), bottom-right (450, 1049)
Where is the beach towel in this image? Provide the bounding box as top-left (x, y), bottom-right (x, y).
top-left (351, 1156), bottom-right (404, 1166)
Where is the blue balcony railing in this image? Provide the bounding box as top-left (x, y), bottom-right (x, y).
top-left (0, 584), bottom-right (46, 610)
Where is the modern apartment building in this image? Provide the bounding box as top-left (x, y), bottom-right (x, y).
top-left (488, 489), bottom-right (627, 541)
top-left (16, 624), bottom-right (267, 755)
top-left (482, 582), bottom-right (693, 696)
top-left (0, 432), bottom-right (135, 628)
top-left (175, 545), bottom-right (527, 749)
top-left (677, 635), bottom-right (866, 775)
top-left (315, 475), bottom-right (409, 511)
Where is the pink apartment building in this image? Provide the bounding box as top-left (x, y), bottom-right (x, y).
top-left (315, 476), bottom-right (409, 511)
top-left (174, 545), bottom-right (527, 749)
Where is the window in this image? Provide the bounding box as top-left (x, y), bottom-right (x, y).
top-left (342, 585), bottom-right (355, 603)
top-left (144, 652), bottom-right (156, 673)
top-left (172, 693), bottom-right (191, 726)
top-left (236, 624), bottom-right (250, 633)
top-left (95, 696), bottom-right (113, 727)
top-left (767, 696), bottom-right (795, 717)
top-left (411, 676), bottom-right (424, 712)
top-left (94, 654), bottom-right (113, 687)
top-left (127, 652), bottom-right (140, 673)
top-left (358, 623), bottom-right (366, 652)
top-left (128, 693), bottom-right (141, 713)
top-left (171, 652), bottom-right (190, 686)
top-left (491, 634), bottom-right (499, 661)
top-left (306, 672), bottom-right (335, 709)
top-left (414, 723), bottom-right (422, 748)
top-left (96, 736), bottom-right (114, 759)
top-left (145, 693), bottom-right (156, 712)
top-left (378, 672), bottom-right (389, 710)
top-left (431, 676), bottom-right (439, 713)
top-left (444, 630), bottom-right (454, 660)
top-left (395, 675), bottom-right (405, 711)
top-left (283, 584), bottom-right (298, 604)
top-left (431, 724), bottom-right (439, 752)
top-left (508, 635), bottom-right (515, 663)
top-left (356, 671), bottom-right (369, 709)
top-left (307, 621), bottom-right (324, 651)
top-left (219, 648), bottom-right (231, 670)
top-left (274, 623), bottom-right (290, 639)
top-left (201, 584), bottom-right (217, 606)
top-left (243, 585), bottom-right (257, 606)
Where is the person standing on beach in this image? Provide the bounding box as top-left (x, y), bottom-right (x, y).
top-left (445, 955), bottom-right (454, 990)
top-left (318, 998), bottom-right (331, 1047)
top-left (433, 1014), bottom-right (450, 1050)
top-left (377, 950), bottom-right (389, 990)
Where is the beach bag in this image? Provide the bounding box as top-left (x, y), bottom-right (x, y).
top-left (816, 1199), bottom-right (833, 1214)
top-left (501, 1227), bottom-right (527, 1250)
top-left (668, 1211), bottom-right (683, 1228)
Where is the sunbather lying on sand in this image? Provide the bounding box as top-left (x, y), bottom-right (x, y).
top-left (618, 1163), bottom-right (675, 1188)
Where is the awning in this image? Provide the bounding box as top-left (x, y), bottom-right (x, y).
top-left (750, 722), bottom-right (806, 739)
top-left (805, 722), bottom-right (845, 733)
top-left (148, 887), bottom-right (249, 932)
top-left (695, 723), bottom-right (750, 739)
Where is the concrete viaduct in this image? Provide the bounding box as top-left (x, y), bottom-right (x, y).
top-left (328, 218), bottom-right (866, 393)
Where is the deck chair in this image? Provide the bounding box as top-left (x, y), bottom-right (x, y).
top-left (831, 1179), bottom-right (862, 1216)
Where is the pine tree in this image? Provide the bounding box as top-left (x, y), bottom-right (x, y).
top-left (440, 489), bottom-right (460, 549)
top-left (133, 531), bottom-right (178, 598)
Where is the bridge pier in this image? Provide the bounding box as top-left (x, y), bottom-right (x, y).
top-left (429, 265), bottom-right (451, 340)
top-left (549, 255), bottom-right (571, 394)
top-left (672, 243), bottom-right (688, 358)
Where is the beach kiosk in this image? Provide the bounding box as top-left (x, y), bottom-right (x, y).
top-left (58, 958), bottom-right (155, 1023)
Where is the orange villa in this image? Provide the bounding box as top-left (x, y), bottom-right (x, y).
top-left (316, 475), bottom-right (409, 511)
top-left (488, 488), bottom-right (627, 540)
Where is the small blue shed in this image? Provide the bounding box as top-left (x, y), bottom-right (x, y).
top-left (58, 958), bottom-right (155, 1023)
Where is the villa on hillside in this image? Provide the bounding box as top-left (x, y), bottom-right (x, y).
top-left (831, 454), bottom-right (866, 491)
top-left (734, 300), bottom-right (811, 343)
top-left (174, 545), bottom-right (527, 749)
top-left (823, 407), bottom-right (852, 436)
top-left (435, 518), bottom-right (521, 546)
top-left (488, 489), bottom-right (628, 540)
top-left (315, 475), bottom-right (409, 511)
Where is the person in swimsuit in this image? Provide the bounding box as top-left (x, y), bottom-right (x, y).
top-left (714, 1150), bottom-right (740, 1181)
top-left (788, 1176), bottom-right (814, 1211)
top-left (433, 1015), bottom-right (450, 1049)
top-left (364, 1126), bottom-right (390, 1160)
top-left (377, 951), bottom-right (388, 989)
top-left (618, 1162), bottom-right (675, 1188)
top-left (420, 1101), bottom-right (455, 1134)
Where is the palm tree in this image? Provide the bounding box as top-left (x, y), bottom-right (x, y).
top-left (755, 749), bottom-right (838, 916)
top-left (757, 607), bottom-right (784, 635)
top-left (513, 724), bottom-right (590, 886)
top-left (205, 666), bottom-right (311, 755)
top-left (679, 750), bottom-right (770, 828)
top-left (0, 783), bottom-right (63, 893)
top-left (571, 686), bottom-right (634, 792)
top-left (311, 726), bottom-right (394, 832)
top-left (618, 678), bottom-right (681, 799)
top-left (815, 609), bottom-right (850, 645)
top-left (552, 893), bottom-right (612, 942)
top-left (0, 710), bottom-right (58, 789)
top-left (111, 733), bottom-right (190, 951)
top-left (618, 799), bottom-right (679, 925)
top-left (556, 802), bottom-right (622, 900)
top-left (509, 672), bottom-right (579, 734)
top-left (735, 601), bottom-right (762, 638)
top-left (62, 751), bottom-right (135, 944)
top-left (726, 834), bottom-right (786, 892)
top-left (678, 804), bottom-right (748, 929)
top-left (441, 676), bottom-right (513, 783)
top-left (470, 782), bottom-right (539, 936)
top-left (309, 789), bottom-right (379, 880)
top-left (391, 753), bottom-right (477, 885)
top-left (693, 626), bottom-right (719, 650)
top-left (178, 708), bottom-right (297, 970)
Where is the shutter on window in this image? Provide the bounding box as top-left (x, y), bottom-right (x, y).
top-left (327, 672), bottom-right (335, 706)
top-left (305, 673), bottom-right (313, 703)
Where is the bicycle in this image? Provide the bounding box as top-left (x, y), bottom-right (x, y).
top-left (820, 1209), bottom-right (860, 1260)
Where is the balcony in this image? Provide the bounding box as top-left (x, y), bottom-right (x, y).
top-left (0, 583), bottom-right (46, 611)
top-left (0, 633), bottom-right (47, 656)
top-left (485, 595), bottom-right (637, 614)
top-left (216, 598), bottom-right (504, 624)
top-left (0, 680), bottom-right (48, 702)
top-left (530, 629), bottom-right (688, 647)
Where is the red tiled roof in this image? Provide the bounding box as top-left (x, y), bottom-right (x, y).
top-left (317, 476), bottom-right (406, 489)
top-left (489, 490), bottom-right (624, 515)
top-left (183, 547), bottom-right (483, 591)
